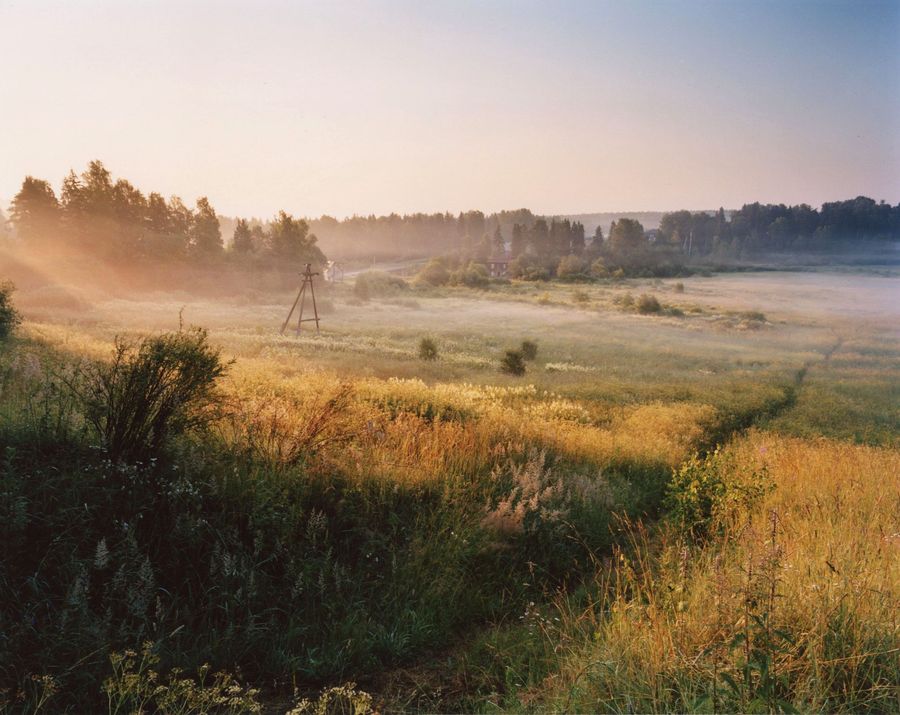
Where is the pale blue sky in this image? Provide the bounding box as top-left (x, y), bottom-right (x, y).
top-left (1, 0), bottom-right (898, 217)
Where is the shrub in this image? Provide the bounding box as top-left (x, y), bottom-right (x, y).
top-left (72, 327), bottom-right (228, 461)
top-left (571, 290), bottom-right (590, 303)
top-left (500, 349), bottom-right (526, 376)
top-left (665, 448), bottom-right (773, 538)
top-left (520, 340), bottom-right (538, 361)
top-left (450, 261), bottom-right (490, 288)
top-left (418, 337), bottom-right (438, 361)
top-left (0, 281), bottom-right (21, 339)
top-left (636, 293), bottom-right (662, 314)
top-left (556, 254), bottom-right (587, 279)
top-left (617, 292), bottom-right (635, 309)
top-left (674, 281), bottom-right (685, 293)
top-left (415, 258), bottom-right (451, 287)
top-left (590, 259), bottom-right (609, 278)
top-left (353, 271), bottom-right (409, 300)
top-left (741, 310), bottom-right (767, 322)
top-left (509, 256), bottom-right (550, 281)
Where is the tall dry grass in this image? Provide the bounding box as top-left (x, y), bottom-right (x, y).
top-left (544, 430), bottom-right (900, 713)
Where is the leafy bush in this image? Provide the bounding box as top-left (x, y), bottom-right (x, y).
top-left (590, 259), bottom-right (609, 278)
top-left (414, 258), bottom-right (451, 287)
top-left (665, 448), bottom-right (773, 538)
top-left (450, 261), bottom-right (489, 288)
top-left (418, 336), bottom-right (439, 361)
top-left (508, 256), bottom-right (550, 281)
top-left (500, 349), bottom-right (526, 376)
top-left (0, 281), bottom-right (21, 340)
top-left (72, 327), bottom-right (228, 461)
top-left (520, 340), bottom-right (538, 361)
top-left (636, 293), bottom-right (662, 314)
top-left (556, 254), bottom-right (587, 279)
top-left (353, 271), bottom-right (409, 300)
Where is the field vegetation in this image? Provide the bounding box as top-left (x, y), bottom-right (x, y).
top-left (0, 260), bottom-right (897, 712)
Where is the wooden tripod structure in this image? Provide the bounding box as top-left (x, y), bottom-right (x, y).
top-left (280, 263), bottom-right (321, 335)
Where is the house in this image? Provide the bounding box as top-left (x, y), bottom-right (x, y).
top-left (486, 252), bottom-right (511, 278)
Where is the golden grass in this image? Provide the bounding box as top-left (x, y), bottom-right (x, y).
top-left (547, 430), bottom-right (900, 712)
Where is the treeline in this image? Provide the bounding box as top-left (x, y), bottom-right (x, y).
top-left (658, 197), bottom-right (900, 257)
top-left (4, 160), bottom-right (897, 273)
top-left (5, 161), bottom-right (325, 267)
top-left (308, 208), bottom-right (538, 259)
top-left (436, 216), bottom-right (674, 281)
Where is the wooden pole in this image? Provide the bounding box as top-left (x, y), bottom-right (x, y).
top-left (282, 263), bottom-right (321, 336)
top-left (280, 285), bottom-right (304, 335)
top-left (295, 282), bottom-right (306, 335)
top-left (308, 269), bottom-right (320, 334)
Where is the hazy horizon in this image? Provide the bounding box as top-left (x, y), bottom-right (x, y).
top-left (2, 0), bottom-right (898, 220)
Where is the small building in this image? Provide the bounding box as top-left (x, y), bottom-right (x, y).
top-left (486, 253), bottom-right (511, 278)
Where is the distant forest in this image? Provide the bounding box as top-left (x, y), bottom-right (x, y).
top-left (3, 161), bottom-right (898, 273)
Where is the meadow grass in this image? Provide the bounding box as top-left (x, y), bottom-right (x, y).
top-left (0, 269), bottom-right (897, 712)
top-left (530, 430), bottom-right (900, 713)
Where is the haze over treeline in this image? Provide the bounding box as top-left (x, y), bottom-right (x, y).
top-left (3, 161), bottom-right (899, 273)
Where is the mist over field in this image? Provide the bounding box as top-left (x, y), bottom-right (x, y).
top-left (1, 1), bottom-right (898, 713)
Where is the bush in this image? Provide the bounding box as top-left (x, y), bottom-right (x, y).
top-left (590, 259), bottom-right (609, 278)
top-left (353, 271), bottom-right (409, 300)
top-left (556, 254), bottom-right (587, 279)
top-left (674, 281), bottom-right (685, 293)
top-left (0, 281), bottom-right (21, 339)
top-left (636, 293), bottom-right (662, 314)
top-left (571, 290), bottom-right (590, 304)
top-left (508, 256), bottom-right (550, 281)
top-left (415, 258), bottom-right (451, 287)
top-left (500, 349), bottom-right (526, 376)
top-left (666, 448), bottom-right (773, 538)
top-left (617, 293), bottom-right (635, 309)
top-left (418, 337), bottom-right (438, 361)
top-left (450, 261), bottom-right (490, 288)
top-left (520, 340), bottom-right (538, 361)
top-left (72, 327), bottom-right (228, 461)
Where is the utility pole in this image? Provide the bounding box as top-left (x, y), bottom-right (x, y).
top-left (280, 263), bottom-right (321, 335)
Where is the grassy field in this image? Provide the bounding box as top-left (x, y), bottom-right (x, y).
top-left (0, 267), bottom-right (897, 712)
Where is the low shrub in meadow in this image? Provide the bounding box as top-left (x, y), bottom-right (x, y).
top-left (500, 349), bottom-right (526, 376)
top-left (0, 281), bottom-right (21, 340)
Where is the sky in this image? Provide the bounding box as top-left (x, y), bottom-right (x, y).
top-left (1, 0), bottom-right (898, 219)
